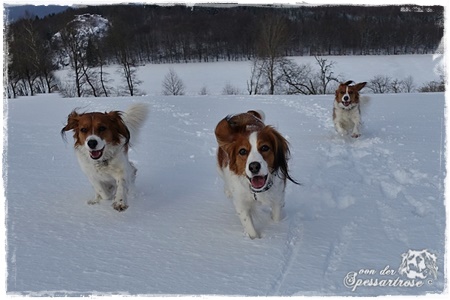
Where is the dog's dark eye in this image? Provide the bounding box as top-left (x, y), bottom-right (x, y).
top-left (340, 91), bottom-right (345, 94)
top-left (80, 128), bottom-right (88, 133)
top-left (238, 148), bottom-right (248, 156)
top-left (98, 126), bottom-right (106, 132)
top-left (348, 91), bottom-right (354, 94)
top-left (260, 145), bottom-right (270, 152)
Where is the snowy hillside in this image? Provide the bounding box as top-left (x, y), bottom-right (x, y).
top-left (53, 14), bottom-right (110, 67)
top-left (5, 91), bottom-right (445, 296)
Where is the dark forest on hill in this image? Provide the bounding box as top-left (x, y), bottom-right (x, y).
top-left (5, 4), bottom-right (444, 98)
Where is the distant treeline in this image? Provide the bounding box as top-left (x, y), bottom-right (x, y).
top-left (9, 4), bottom-right (444, 64)
top-left (5, 4), bottom-right (444, 98)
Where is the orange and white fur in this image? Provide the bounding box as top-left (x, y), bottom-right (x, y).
top-left (333, 81), bottom-right (367, 138)
top-left (215, 110), bottom-right (298, 239)
top-left (61, 103), bottom-right (149, 211)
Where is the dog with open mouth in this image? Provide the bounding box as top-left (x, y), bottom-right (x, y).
top-left (333, 80), bottom-right (367, 138)
top-left (61, 103), bottom-right (149, 211)
top-left (215, 110), bottom-right (299, 239)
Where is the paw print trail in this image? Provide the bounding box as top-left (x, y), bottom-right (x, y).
top-left (274, 95), bottom-right (445, 294)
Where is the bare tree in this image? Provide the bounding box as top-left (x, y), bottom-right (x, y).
top-left (247, 59), bottom-right (266, 95)
top-left (116, 50), bottom-right (141, 96)
top-left (85, 37), bottom-right (111, 97)
top-left (107, 20), bottom-right (142, 96)
top-left (256, 14), bottom-right (290, 95)
top-left (222, 82), bottom-right (241, 95)
top-left (56, 25), bottom-right (86, 97)
top-left (390, 78), bottom-right (403, 93)
top-left (314, 56), bottom-right (340, 94)
top-left (57, 32), bottom-right (107, 98)
top-left (7, 67), bottom-right (21, 98)
top-left (368, 75), bottom-right (392, 93)
top-left (162, 68), bottom-right (185, 95)
top-left (402, 75), bottom-right (416, 93)
top-left (279, 57), bottom-right (341, 95)
top-left (8, 17), bottom-right (43, 96)
top-left (97, 52), bottom-right (111, 97)
top-left (419, 81), bottom-right (445, 92)
top-left (390, 77), bottom-right (417, 93)
top-left (279, 59), bottom-right (317, 95)
top-left (198, 86), bottom-right (209, 95)
top-left (54, 14), bottom-right (112, 97)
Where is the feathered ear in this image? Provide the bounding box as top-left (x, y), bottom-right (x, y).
top-left (226, 113), bottom-right (264, 130)
top-left (215, 112), bottom-right (265, 147)
top-left (355, 82), bottom-right (367, 91)
top-left (265, 126), bottom-right (300, 185)
top-left (246, 110), bottom-right (265, 122)
top-left (61, 110), bottom-right (80, 140)
top-left (107, 111), bottom-right (130, 145)
top-left (215, 116), bottom-right (235, 147)
top-left (343, 80), bottom-right (354, 86)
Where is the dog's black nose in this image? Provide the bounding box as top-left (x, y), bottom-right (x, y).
top-left (343, 95), bottom-right (349, 101)
top-left (249, 162), bottom-right (261, 174)
top-left (87, 139), bottom-right (98, 149)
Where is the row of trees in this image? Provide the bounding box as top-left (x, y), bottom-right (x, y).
top-left (6, 13), bottom-right (144, 98)
top-left (5, 4), bottom-right (444, 98)
top-left (7, 16), bottom-right (58, 98)
top-left (159, 56), bottom-right (444, 96)
top-left (248, 57), bottom-right (445, 95)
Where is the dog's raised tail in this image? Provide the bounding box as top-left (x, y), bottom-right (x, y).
top-left (123, 103), bottom-right (149, 145)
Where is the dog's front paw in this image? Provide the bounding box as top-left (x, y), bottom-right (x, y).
top-left (248, 231), bottom-right (261, 239)
top-left (113, 201), bottom-right (128, 211)
top-left (335, 127), bottom-right (346, 136)
top-left (88, 195), bottom-right (102, 205)
top-left (351, 133), bottom-right (361, 138)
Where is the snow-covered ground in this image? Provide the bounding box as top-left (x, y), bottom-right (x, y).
top-left (4, 88), bottom-right (446, 295)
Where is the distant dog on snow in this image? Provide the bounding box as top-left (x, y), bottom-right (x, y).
top-left (333, 80), bottom-right (367, 138)
top-left (61, 103), bottom-right (149, 211)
